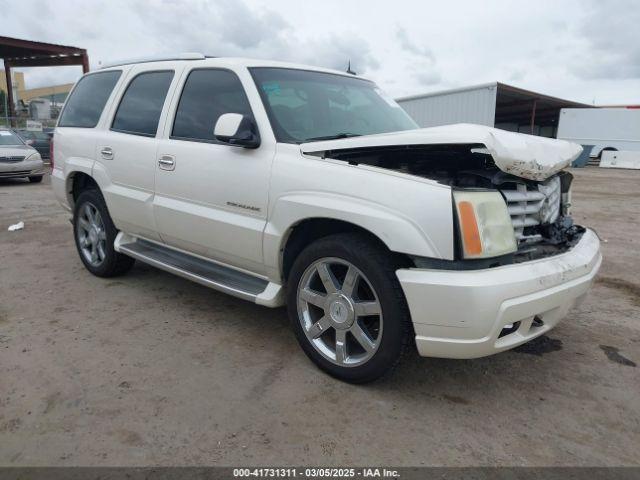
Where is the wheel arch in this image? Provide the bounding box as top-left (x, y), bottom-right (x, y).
top-left (590, 145), bottom-right (618, 158)
top-left (264, 192), bottom-right (446, 283)
top-left (66, 171), bottom-right (100, 209)
top-left (283, 223), bottom-right (415, 383)
top-left (279, 217), bottom-right (414, 283)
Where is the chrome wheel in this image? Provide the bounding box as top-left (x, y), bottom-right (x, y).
top-left (76, 202), bottom-right (107, 267)
top-left (297, 257), bottom-right (383, 367)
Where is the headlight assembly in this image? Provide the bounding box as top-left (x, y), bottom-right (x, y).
top-left (453, 190), bottom-right (517, 259)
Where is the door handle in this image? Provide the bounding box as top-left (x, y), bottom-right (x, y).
top-left (100, 147), bottom-right (113, 160)
top-left (158, 155), bottom-right (175, 171)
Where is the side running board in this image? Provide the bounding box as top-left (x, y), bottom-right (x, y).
top-left (114, 233), bottom-right (284, 307)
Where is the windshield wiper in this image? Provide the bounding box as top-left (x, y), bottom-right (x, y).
top-left (303, 132), bottom-right (362, 142)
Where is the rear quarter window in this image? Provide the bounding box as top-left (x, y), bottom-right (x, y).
top-left (58, 71), bottom-right (122, 128)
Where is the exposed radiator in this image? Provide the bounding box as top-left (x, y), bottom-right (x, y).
top-left (501, 176), bottom-right (561, 243)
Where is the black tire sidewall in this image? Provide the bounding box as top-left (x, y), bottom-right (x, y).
top-left (287, 234), bottom-right (409, 383)
top-left (73, 189), bottom-right (122, 277)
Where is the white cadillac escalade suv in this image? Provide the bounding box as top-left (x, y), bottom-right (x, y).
top-left (52, 54), bottom-right (601, 383)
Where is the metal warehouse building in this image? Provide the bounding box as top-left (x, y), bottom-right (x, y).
top-left (396, 82), bottom-right (589, 139)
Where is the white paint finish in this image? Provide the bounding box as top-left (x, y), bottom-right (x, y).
top-left (50, 168), bottom-right (70, 211)
top-left (301, 123), bottom-right (582, 181)
top-left (152, 63), bottom-right (276, 274)
top-left (52, 128), bottom-right (98, 207)
top-left (151, 191), bottom-right (268, 273)
top-left (397, 83), bottom-right (497, 128)
top-left (101, 52), bottom-right (206, 69)
top-left (214, 113), bottom-right (243, 138)
top-left (55, 128), bottom-right (97, 177)
top-left (93, 62), bottom-right (184, 241)
top-left (263, 143), bottom-right (454, 279)
top-left (53, 68), bottom-right (129, 204)
top-left (399, 228), bottom-right (601, 358)
top-left (600, 150), bottom-right (640, 170)
top-left (255, 282), bottom-right (285, 307)
top-left (93, 130), bottom-right (163, 241)
top-left (557, 108), bottom-right (640, 156)
top-left (51, 56), bottom-right (602, 362)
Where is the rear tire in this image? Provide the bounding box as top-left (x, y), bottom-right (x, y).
top-left (28, 176), bottom-right (43, 183)
top-left (73, 188), bottom-right (135, 277)
top-left (287, 233), bottom-right (412, 383)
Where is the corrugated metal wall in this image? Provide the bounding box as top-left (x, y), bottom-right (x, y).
top-left (397, 83), bottom-right (497, 128)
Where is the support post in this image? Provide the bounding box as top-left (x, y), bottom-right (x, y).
top-left (530, 99), bottom-right (537, 134)
top-left (3, 61), bottom-right (15, 126)
top-left (81, 53), bottom-right (90, 73)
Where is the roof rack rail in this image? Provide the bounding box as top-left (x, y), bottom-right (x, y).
top-left (101, 52), bottom-right (211, 69)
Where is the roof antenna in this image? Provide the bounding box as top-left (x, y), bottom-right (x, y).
top-left (346, 60), bottom-right (356, 75)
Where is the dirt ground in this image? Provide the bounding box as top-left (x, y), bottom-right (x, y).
top-left (0, 168), bottom-right (638, 467)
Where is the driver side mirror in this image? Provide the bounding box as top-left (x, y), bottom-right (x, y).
top-left (214, 113), bottom-right (260, 149)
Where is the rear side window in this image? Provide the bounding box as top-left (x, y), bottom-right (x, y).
top-left (58, 71), bottom-right (121, 128)
top-left (172, 69), bottom-right (253, 143)
top-left (111, 71), bottom-right (174, 137)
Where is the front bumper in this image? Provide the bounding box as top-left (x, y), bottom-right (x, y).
top-left (0, 158), bottom-right (45, 178)
top-left (397, 228), bottom-right (601, 359)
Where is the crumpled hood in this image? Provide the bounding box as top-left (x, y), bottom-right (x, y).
top-left (300, 123), bottom-right (583, 181)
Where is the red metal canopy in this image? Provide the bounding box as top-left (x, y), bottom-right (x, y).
top-left (1, 36), bottom-right (89, 121)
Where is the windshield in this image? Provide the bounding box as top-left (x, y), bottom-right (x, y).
top-left (0, 130), bottom-right (24, 146)
top-left (250, 68), bottom-right (418, 143)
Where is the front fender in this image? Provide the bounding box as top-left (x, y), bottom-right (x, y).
top-left (263, 191), bottom-right (453, 281)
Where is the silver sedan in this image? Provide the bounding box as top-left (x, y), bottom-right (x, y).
top-left (0, 129), bottom-right (45, 183)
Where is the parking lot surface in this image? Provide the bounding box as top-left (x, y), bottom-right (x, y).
top-left (1, 168), bottom-right (638, 466)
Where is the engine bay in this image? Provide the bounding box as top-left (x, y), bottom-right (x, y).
top-left (309, 143), bottom-right (584, 265)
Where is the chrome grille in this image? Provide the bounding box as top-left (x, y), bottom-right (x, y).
top-left (501, 176), bottom-right (561, 243)
top-left (0, 156), bottom-right (25, 163)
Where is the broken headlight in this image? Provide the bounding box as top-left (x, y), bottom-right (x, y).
top-left (559, 171), bottom-right (573, 217)
top-left (453, 190), bottom-right (517, 259)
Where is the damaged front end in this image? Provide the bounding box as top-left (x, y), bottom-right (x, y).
top-left (454, 160), bottom-right (584, 265)
top-left (303, 138), bottom-right (583, 268)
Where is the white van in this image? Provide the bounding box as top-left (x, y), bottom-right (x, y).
top-left (557, 107), bottom-right (640, 163)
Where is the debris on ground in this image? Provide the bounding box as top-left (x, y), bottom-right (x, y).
top-left (8, 221), bottom-right (24, 232)
top-left (600, 345), bottom-right (637, 367)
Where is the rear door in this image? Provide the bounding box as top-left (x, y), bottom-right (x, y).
top-left (55, 70), bottom-right (123, 205)
top-left (153, 67), bottom-right (275, 274)
top-left (93, 64), bottom-right (180, 241)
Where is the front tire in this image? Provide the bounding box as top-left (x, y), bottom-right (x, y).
top-left (287, 233), bottom-right (412, 383)
top-left (28, 176), bottom-right (43, 183)
top-left (73, 189), bottom-right (135, 277)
